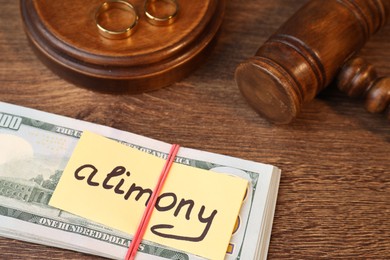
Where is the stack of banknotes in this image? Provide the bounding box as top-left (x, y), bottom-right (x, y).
top-left (0, 102), bottom-right (280, 260)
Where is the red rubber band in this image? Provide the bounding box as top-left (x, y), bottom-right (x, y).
top-left (125, 144), bottom-right (180, 260)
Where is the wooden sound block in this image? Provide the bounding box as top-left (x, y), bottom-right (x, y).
top-left (20, 0), bottom-right (226, 93)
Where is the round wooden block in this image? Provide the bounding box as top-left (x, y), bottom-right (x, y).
top-left (20, 0), bottom-right (226, 93)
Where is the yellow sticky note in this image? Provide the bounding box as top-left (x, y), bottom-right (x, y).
top-left (49, 131), bottom-right (248, 260)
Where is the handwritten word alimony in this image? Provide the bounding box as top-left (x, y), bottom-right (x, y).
top-left (74, 164), bottom-right (218, 242)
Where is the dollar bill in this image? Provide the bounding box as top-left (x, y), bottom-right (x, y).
top-left (0, 101), bottom-right (280, 260)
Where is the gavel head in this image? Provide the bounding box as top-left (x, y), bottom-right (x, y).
top-left (235, 56), bottom-right (304, 124)
top-left (235, 0), bottom-right (390, 124)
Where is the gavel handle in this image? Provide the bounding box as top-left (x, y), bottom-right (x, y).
top-left (337, 57), bottom-right (390, 120)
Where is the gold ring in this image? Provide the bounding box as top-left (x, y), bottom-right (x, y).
top-left (95, 0), bottom-right (139, 39)
top-left (144, 0), bottom-right (179, 26)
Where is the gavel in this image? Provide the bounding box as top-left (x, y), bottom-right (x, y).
top-left (235, 0), bottom-right (390, 124)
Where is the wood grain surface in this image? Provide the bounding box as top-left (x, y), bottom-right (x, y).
top-left (0, 0), bottom-right (389, 259)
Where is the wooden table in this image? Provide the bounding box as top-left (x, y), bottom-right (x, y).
top-left (1, 0), bottom-right (389, 259)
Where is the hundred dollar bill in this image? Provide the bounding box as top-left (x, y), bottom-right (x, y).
top-left (0, 101), bottom-right (280, 260)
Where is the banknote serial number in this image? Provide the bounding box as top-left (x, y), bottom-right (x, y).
top-left (55, 126), bottom-right (82, 138)
top-left (0, 113), bottom-right (22, 130)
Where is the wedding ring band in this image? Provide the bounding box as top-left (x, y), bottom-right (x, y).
top-left (95, 0), bottom-right (139, 39)
top-left (144, 0), bottom-right (179, 26)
